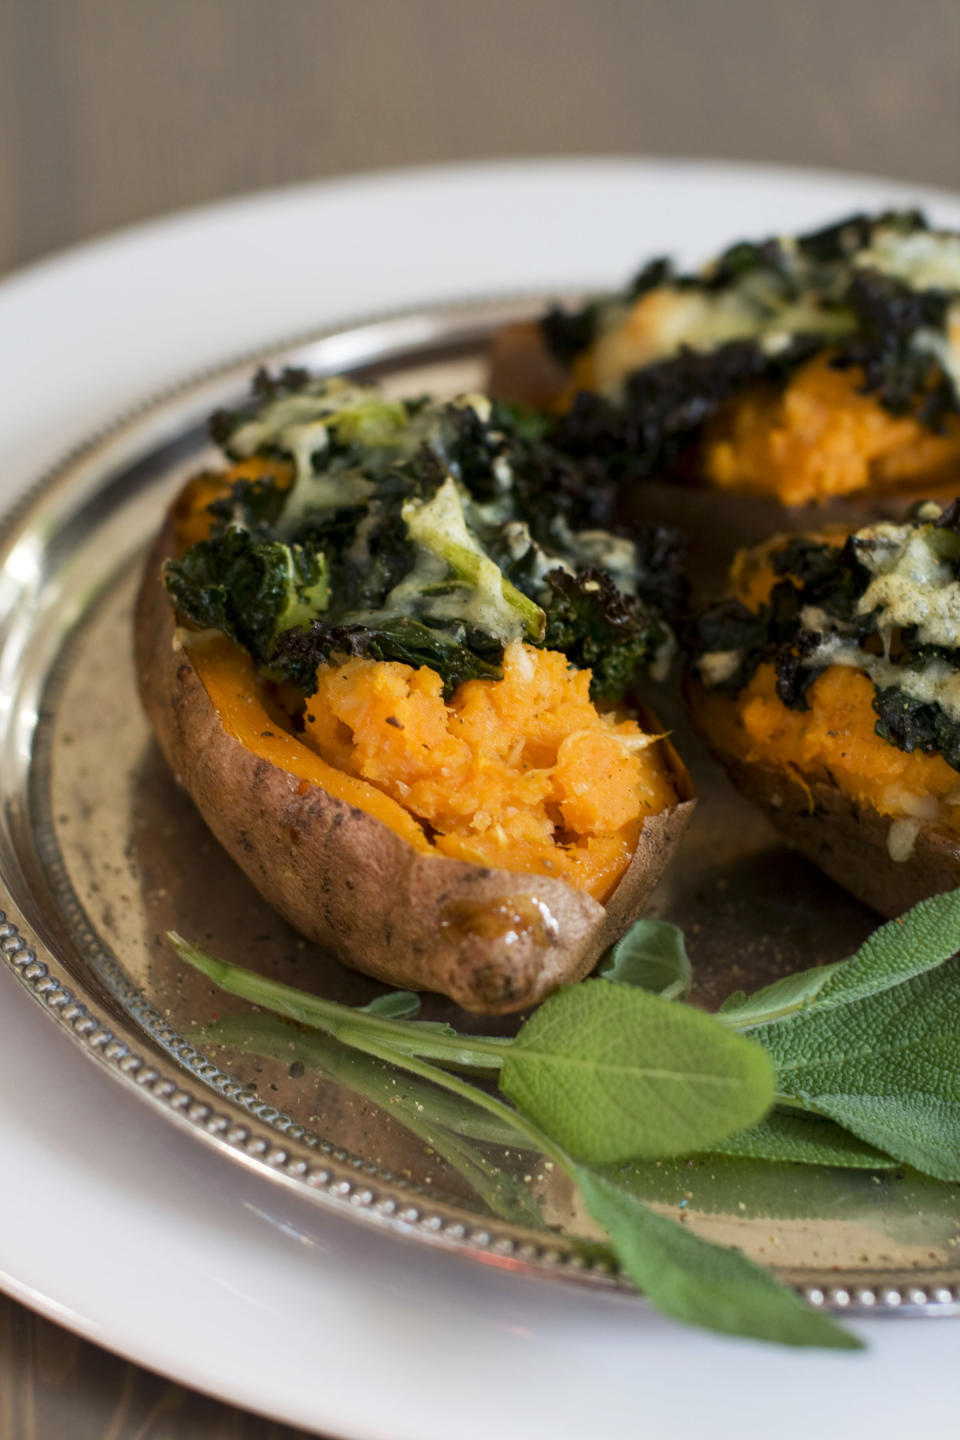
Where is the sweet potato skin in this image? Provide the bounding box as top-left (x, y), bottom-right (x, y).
top-left (135, 516), bottom-right (695, 1013)
top-left (686, 676), bottom-right (960, 919)
top-left (487, 321), bottom-right (571, 410)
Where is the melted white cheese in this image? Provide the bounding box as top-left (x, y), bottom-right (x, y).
top-left (803, 640), bottom-right (960, 722)
top-left (396, 477), bottom-right (543, 644)
top-left (590, 287), bottom-right (850, 397)
top-left (227, 381), bottom-right (416, 529)
top-left (856, 228), bottom-right (960, 292)
top-left (696, 649), bottom-right (743, 686)
top-left (911, 303), bottom-right (960, 401)
top-left (887, 817), bottom-right (922, 863)
top-left (854, 525), bottom-right (960, 649)
top-left (547, 516), bottom-right (640, 595)
top-left (798, 517), bottom-right (960, 714)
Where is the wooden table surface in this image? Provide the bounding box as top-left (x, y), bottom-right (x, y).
top-left (1, 0), bottom-right (958, 1434)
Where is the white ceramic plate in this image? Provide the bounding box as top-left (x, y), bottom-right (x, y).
top-left (4, 159), bottom-right (960, 1439)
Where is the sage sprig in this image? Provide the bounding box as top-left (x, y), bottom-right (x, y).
top-left (706, 1110), bottom-right (896, 1169)
top-left (173, 932), bottom-right (774, 1164)
top-left (170, 930), bottom-right (852, 1350)
top-left (720, 890), bottom-right (960, 1181)
top-left (597, 917), bottom-right (692, 999)
top-left (172, 889), bottom-right (960, 1348)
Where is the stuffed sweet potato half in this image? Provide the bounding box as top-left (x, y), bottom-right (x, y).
top-left (136, 373), bottom-right (695, 1013)
top-left (686, 500), bottom-right (960, 915)
top-left (491, 210), bottom-right (960, 513)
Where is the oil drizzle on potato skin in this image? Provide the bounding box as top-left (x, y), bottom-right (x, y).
top-left (439, 896), bottom-right (559, 948)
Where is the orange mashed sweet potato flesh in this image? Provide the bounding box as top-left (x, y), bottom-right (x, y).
top-left (702, 355), bottom-right (960, 507)
top-left (302, 642), bottom-right (676, 902)
top-left (702, 663), bottom-right (960, 836)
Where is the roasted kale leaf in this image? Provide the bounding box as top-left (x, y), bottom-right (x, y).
top-left (873, 686), bottom-right (960, 772)
top-left (542, 568), bottom-right (671, 705)
top-left (540, 302), bottom-right (607, 368)
top-left (551, 337), bottom-right (824, 482)
top-left (164, 527), bottom-right (328, 664)
top-left (830, 269), bottom-right (956, 428)
top-left (270, 619), bottom-right (502, 696)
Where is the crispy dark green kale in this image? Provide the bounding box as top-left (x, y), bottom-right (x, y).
top-left (164, 527), bottom-right (328, 662)
top-left (872, 686), bottom-right (960, 772)
top-left (440, 397), bottom-right (621, 533)
top-left (270, 618), bottom-right (503, 695)
top-left (542, 568), bottom-right (671, 704)
top-left (550, 337), bottom-right (823, 482)
top-left (166, 376), bottom-right (682, 703)
top-left (540, 301), bottom-right (607, 368)
top-left (689, 596), bottom-right (772, 685)
top-left (539, 259), bottom-right (679, 364)
top-left (209, 366), bottom-right (314, 449)
top-left (631, 523), bottom-right (689, 622)
top-left (206, 474), bottom-right (288, 534)
top-left (795, 209), bottom-right (929, 264)
top-left (690, 502), bottom-right (960, 772)
top-left (830, 269), bottom-right (955, 428)
top-left (689, 533), bottom-right (880, 705)
top-left (537, 210), bottom-right (960, 480)
top-left (768, 535), bottom-right (870, 627)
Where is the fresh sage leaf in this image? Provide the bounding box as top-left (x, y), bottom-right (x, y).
top-left (356, 991), bottom-right (422, 1019)
top-left (575, 1168), bottom-right (861, 1349)
top-left (706, 1110), bottom-right (896, 1169)
top-left (500, 980), bottom-right (774, 1164)
top-left (717, 964), bottom-right (841, 1026)
top-left (713, 890), bottom-right (960, 1179)
top-left (608, 1152), bottom-right (956, 1229)
top-left (761, 956), bottom-right (960, 1180)
top-left (808, 888), bottom-right (960, 1006)
top-left (599, 918), bottom-right (692, 999)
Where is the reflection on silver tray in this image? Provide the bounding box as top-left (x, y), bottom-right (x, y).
top-left (3, 299), bottom-right (959, 1318)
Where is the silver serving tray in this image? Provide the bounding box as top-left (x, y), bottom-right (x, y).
top-left (3, 299), bottom-right (959, 1319)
